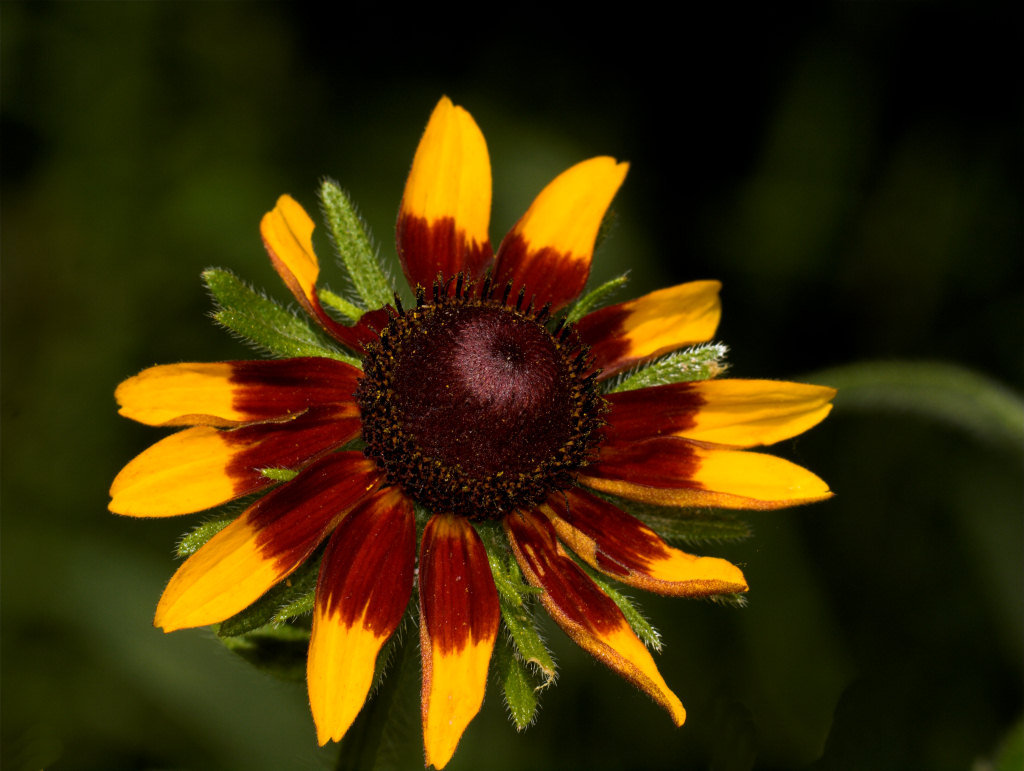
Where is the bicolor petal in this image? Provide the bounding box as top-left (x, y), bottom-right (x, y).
top-left (261, 195), bottom-right (381, 350)
top-left (115, 358), bottom-right (362, 427)
top-left (493, 157), bottom-right (629, 312)
top-left (308, 487), bottom-right (415, 746)
top-left (576, 281), bottom-right (722, 378)
top-left (505, 510), bottom-right (686, 726)
top-left (540, 488), bottom-right (747, 597)
top-left (109, 405), bottom-right (360, 516)
top-left (398, 97), bottom-right (493, 292)
top-left (606, 379), bottom-right (836, 447)
top-left (580, 436), bottom-right (832, 510)
top-left (419, 514), bottom-right (499, 769)
top-left (154, 453), bottom-right (382, 631)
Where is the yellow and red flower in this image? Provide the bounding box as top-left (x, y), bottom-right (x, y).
top-left (111, 97), bottom-right (834, 769)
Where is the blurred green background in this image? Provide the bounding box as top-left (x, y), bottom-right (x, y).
top-left (2, 4), bottom-right (1021, 770)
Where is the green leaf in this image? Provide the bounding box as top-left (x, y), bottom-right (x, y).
top-left (565, 273), bottom-right (629, 324)
top-left (608, 343), bottom-right (730, 393)
top-left (611, 497), bottom-right (754, 546)
top-left (579, 563), bottom-right (662, 651)
top-left (807, 360), bottom-right (1024, 452)
top-left (218, 551), bottom-right (321, 637)
top-left (494, 633), bottom-right (542, 730)
top-left (219, 624), bottom-right (310, 682)
top-left (319, 179), bottom-right (394, 310)
top-left (203, 268), bottom-right (357, 365)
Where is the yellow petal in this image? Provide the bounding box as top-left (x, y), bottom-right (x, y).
top-left (681, 380), bottom-right (835, 446)
top-left (116, 363), bottom-right (241, 426)
top-left (308, 487), bottom-right (415, 745)
top-left (398, 97), bottom-right (492, 290)
top-left (493, 157), bottom-right (628, 310)
top-left (505, 510), bottom-right (686, 725)
top-left (401, 97), bottom-right (491, 242)
top-left (109, 427), bottom-right (246, 516)
top-left (582, 441), bottom-right (833, 511)
top-left (260, 194), bottom-right (320, 313)
top-left (110, 409), bottom-right (360, 517)
top-left (154, 510), bottom-right (289, 631)
top-left (577, 281), bottom-right (722, 378)
top-left (606, 379), bottom-right (835, 448)
top-left (308, 606), bottom-right (392, 745)
top-left (541, 489), bottom-right (748, 597)
top-left (154, 453), bottom-right (381, 631)
top-left (421, 631), bottom-right (494, 769)
top-left (510, 156), bottom-right (628, 259)
top-left (419, 515), bottom-right (499, 769)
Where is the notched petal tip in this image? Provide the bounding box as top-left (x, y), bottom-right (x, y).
top-left (308, 608), bottom-right (389, 746)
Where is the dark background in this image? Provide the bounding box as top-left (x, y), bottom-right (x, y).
top-left (2, 4), bottom-right (1021, 770)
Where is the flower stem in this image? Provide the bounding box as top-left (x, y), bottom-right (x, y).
top-left (807, 360), bottom-right (1024, 451)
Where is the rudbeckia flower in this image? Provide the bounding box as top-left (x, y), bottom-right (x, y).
top-left (110, 97), bottom-right (834, 769)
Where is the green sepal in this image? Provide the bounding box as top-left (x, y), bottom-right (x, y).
top-left (202, 268), bottom-right (359, 365)
top-left (477, 522), bottom-right (556, 687)
top-left (608, 343), bottom-right (730, 393)
top-left (318, 287), bottom-right (364, 323)
top-left (319, 179), bottom-right (394, 310)
top-left (272, 583), bottom-right (317, 623)
top-left (704, 592), bottom-right (749, 609)
top-left (259, 467), bottom-right (300, 483)
top-left (578, 561), bottom-right (662, 651)
top-left (175, 515), bottom-right (233, 558)
top-left (565, 273), bottom-right (629, 324)
top-left (217, 549), bottom-right (321, 637)
top-left (218, 623), bottom-right (311, 682)
top-left (610, 496), bottom-right (754, 547)
top-left (494, 632), bottom-right (543, 730)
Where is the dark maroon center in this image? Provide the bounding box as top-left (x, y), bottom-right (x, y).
top-left (393, 304), bottom-right (573, 478)
top-left (356, 294), bottom-right (602, 519)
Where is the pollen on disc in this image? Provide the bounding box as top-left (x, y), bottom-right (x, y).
top-left (356, 285), bottom-right (603, 519)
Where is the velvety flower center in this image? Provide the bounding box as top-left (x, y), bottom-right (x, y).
top-left (357, 286), bottom-right (604, 519)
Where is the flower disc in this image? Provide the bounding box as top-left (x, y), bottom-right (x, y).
top-left (357, 289), bottom-right (603, 519)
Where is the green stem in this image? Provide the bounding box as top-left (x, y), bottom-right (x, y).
top-left (806, 360), bottom-right (1024, 451)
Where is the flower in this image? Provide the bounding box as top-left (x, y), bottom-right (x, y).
top-left (110, 97), bottom-right (834, 769)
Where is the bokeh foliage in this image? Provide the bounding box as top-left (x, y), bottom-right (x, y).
top-left (2, 4), bottom-right (1020, 770)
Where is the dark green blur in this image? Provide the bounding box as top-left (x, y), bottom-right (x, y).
top-left (2, 4), bottom-right (1020, 770)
